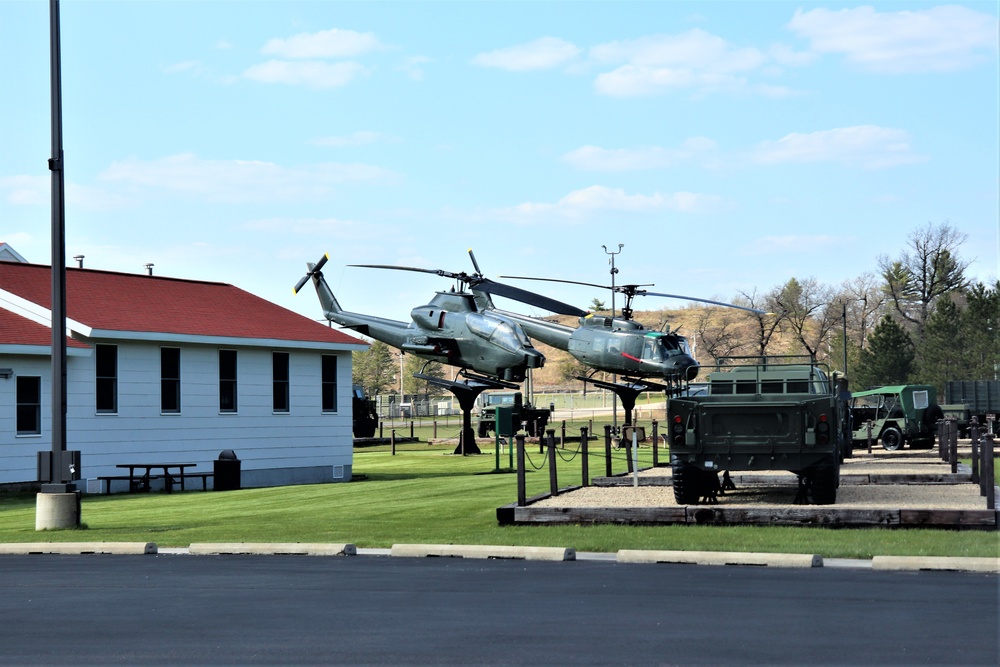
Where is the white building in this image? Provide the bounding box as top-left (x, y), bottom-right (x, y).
top-left (0, 259), bottom-right (366, 492)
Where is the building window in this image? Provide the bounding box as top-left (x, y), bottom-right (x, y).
top-left (95, 344), bottom-right (117, 413)
top-left (219, 349), bottom-right (237, 413)
top-left (16, 376), bottom-right (41, 435)
top-left (322, 354), bottom-right (337, 413)
top-left (273, 352), bottom-right (289, 413)
top-left (161, 347), bottom-right (181, 413)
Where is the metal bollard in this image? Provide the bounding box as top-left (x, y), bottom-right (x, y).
top-left (546, 429), bottom-right (558, 496)
top-left (970, 422), bottom-right (980, 485)
top-left (516, 434), bottom-right (526, 507)
top-left (391, 429), bottom-right (396, 456)
top-left (604, 424), bottom-right (613, 477)
top-left (866, 421), bottom-right (873, 455)
top-left (948, 420), bottom-right (958, 474)
top-left (651, 419), bottom-right (659, 467)
top-left (581, 426), bottom-right (590, 488)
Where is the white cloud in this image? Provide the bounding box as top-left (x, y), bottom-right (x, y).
top-left (752, 125), bottom-right (926, 169)
top-left (493, 185), bottom-right (724, 224)
top-left (473, 37), bottom-right (581, 71)
top-left (562, 137), bottom-right (719, 171)
top-left (398, 55), bottom-right (432, 81)
top-left (261, 28), bottom-right (384, 59)
top-left (99, 153), bottom-right (398, 203)
top-left (788, 5), bottom-right (999, 73)
top-left (242, 60), bottom-right (368, 89)
top-left (589, 29), bottom-right (789, 97)
top-left (0, 174), bottom-right (129, 211)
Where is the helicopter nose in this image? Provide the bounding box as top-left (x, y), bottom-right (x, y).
top-left (666, 356), bottom-right (699, 381)
top-left (525, 348), bottom-right (545, 369)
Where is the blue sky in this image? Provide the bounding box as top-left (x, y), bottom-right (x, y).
top-left (1, 1), bottom-right (997, 324)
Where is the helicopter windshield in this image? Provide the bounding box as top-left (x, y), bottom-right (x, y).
top-left (467, 312), bottom-right (529, 354)
top-left (642, 334), bottom-right (690, 362)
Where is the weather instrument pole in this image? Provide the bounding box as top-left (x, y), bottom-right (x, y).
top-left (602, 244), bottom-right (623, 433)
top-left (37, 0), bottom-right (79, 529)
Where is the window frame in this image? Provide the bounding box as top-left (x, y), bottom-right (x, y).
top-left (95, 343), bottom-right (118, 414)
top-left (219, 349), bottom-right (238, 413)
top-left (16, 375), bottom-right (42, 436)
top-left (321, 354), bottom-right (337, 413)
top-left (272, 351), bottom-right (290, 413)
top-left (161, 347), bottom-right (181, 414)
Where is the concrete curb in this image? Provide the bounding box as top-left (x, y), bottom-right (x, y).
top-left (391, 543), bottom-right (575, 561)
top-left (871, 555), bottom-right (999, 573)
top-left (188, 542), bottom-right (356, 556)
top-left (0, 542), bottom-right (156, 555)
top-left (617, 549), bottom-right (822, 568)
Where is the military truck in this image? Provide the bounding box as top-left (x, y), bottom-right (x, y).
top-left (667, 356), bottom-right (850, 505)
top-left (476, 391), bottom-right (550, 438)
top-left (849, 385), bottom-right (943, 450)
top-left (945, 380), bottom-right (1000, 435)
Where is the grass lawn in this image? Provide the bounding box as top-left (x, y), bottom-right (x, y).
top-left (1, 441), bottom-right (997, 559)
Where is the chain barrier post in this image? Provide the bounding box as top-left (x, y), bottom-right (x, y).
top-left (983, 434), bottom-right (995, 509)
top-left (546, 429), bottom-right (558, 496)
top-left (651, 419), bottom-right (659, 467)
top-left (948, 420), bottom-right (958, 474)
top-left (866, 420), bottom-right (873, 454)
top-left (581, 426), bottom-right (590, 488)
top-left (604, 424), bottom-right (613, 477)
top-left (970, 417), bottom-right (980, 485)
top-left (391, 429), bottom-right (396, 456)
top-left (516, 434), bottom-right (526, 507)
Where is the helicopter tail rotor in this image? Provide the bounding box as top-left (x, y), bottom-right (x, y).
top-left (293, 253), bottom-right (329, 294)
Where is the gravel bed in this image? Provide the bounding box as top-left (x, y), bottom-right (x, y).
top-left (535, 453), bottom-right (992, 510)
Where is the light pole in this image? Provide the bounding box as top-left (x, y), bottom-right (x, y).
top-left (602, 244), bottom-right (623, 431)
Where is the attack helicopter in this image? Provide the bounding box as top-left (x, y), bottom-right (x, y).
top-left (294, 251), bottom-right (587, 455)
top-left (293, 251), bottom-right (582, 383)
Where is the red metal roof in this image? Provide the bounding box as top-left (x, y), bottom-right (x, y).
top-left (0, 262), bottom-right (362, 347)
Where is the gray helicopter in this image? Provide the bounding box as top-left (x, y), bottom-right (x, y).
top-left (294, 251), bottom-right (584, 384)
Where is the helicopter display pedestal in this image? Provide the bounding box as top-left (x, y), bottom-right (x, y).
top-left (415, 373), bottom-right (517, 456)
top-left (577, 377), bottom-right (672, 426)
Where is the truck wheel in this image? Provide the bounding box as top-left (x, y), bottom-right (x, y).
top-left (810, 458), bottom-right (838, 505)
top-left (880, 427), bottom-right (903, 451)
top-left (671, 461), bottom-right (702, 505)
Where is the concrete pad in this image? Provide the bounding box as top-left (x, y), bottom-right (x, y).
top-left (617, 549), bottom-right (822, 568)
top-left (871, 555), bottom-right (999, 573)
top-left (0, 542), bottom-right (156, 555)
top-left (391, 543), bottom-right (575, 561)
top-left (188, 543), bottom-right (356, 556)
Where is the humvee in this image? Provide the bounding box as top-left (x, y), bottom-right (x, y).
top-left (476, 391), bottom-right (550, 438)
top-left (849, 385), bottom-right (943, 450)
top-left (667, 356), bottom-right (850, 505)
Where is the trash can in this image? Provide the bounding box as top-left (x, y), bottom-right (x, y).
top-left (214, 449), bottom-right (241, 491)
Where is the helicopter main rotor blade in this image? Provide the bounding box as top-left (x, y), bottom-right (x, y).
top-left (467, 248), bottom-right (483, 276)
top-left (349, 263), bottom-right (461, 280)
top-left (476, 279), bottom-right (588, 317)
top-left (501, 275), bottom-right (609, 291)
top-left (641, 291), bottom-right (768, 315)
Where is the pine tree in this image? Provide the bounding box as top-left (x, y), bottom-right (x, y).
top-left (855, 315), bottom-right (915, 389)
top-left (915, 297), bottom-right (968, 390)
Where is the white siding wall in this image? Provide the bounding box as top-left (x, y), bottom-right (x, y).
top-left (0, 342), bottom-right (354, 486)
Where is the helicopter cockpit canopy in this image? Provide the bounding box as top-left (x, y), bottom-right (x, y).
top-left (467, 311), bottom-right (533, 354)
top-left (641, 333), bottom-right (692, 362)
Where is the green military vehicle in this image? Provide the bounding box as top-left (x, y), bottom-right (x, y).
top-left (667, 356), bottom-right (850, 505)
top-left (849, 385), bottom-right (944, 451)
top-left (476, 391), bottom-right (550, 438)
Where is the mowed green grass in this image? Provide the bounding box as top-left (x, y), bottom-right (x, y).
top-left (0, 440), bottom-right (997, 559)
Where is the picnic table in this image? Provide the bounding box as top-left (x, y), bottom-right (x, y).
top-left (115, 463), bottom-right (199, 493)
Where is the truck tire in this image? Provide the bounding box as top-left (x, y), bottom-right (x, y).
top-left (671, 460), bottom-right (702, 505)
top-left (810, 457), bottom-right (838, 505)
top-left (881, 426), bottom-right (903, 451)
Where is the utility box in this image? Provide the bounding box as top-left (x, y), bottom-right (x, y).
top-left (214, 450), bottom-right (241, 491)
top-left (495, 406), bottom-right (516, 437)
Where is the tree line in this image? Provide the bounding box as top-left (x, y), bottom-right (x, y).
top-left (692, 222), bottom-right (998, 393)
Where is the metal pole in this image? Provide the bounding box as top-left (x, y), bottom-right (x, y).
top-left (603, 244), bottom-right (622, 432)
top-left (47, 0), bottom-right (69, 492)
